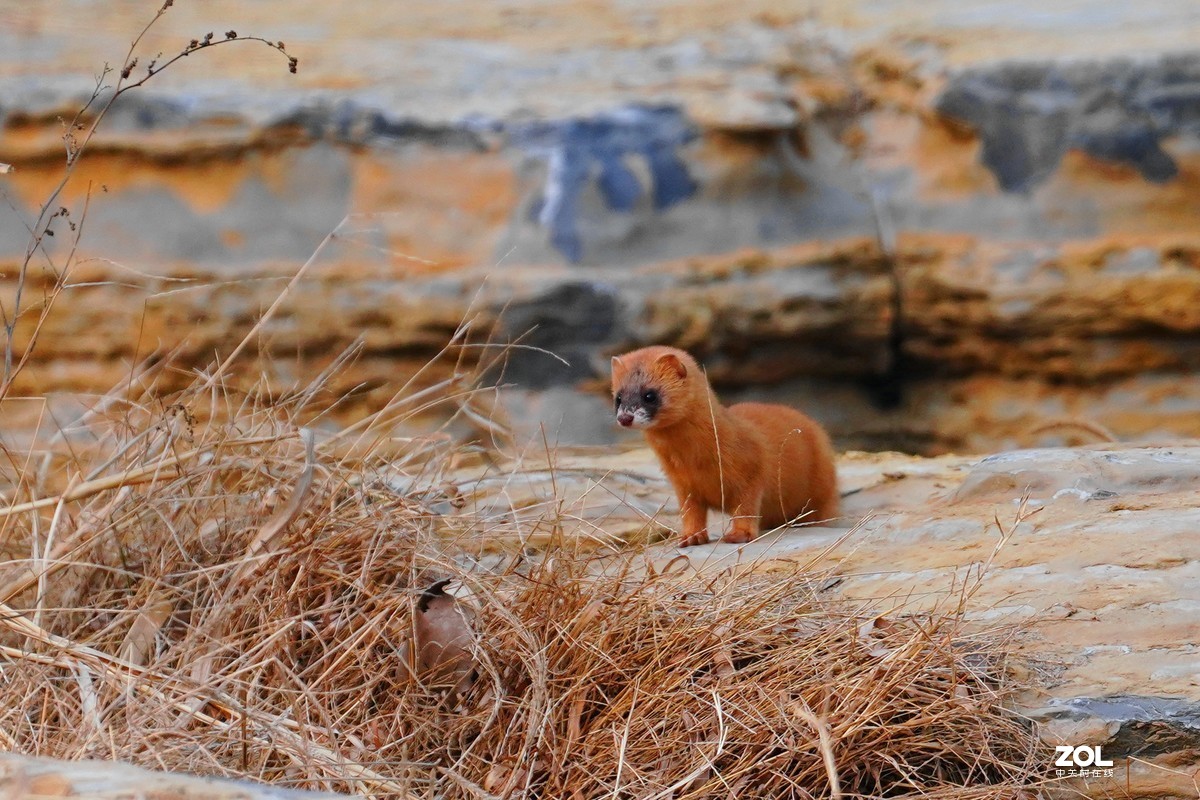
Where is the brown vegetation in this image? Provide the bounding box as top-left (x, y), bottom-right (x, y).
top-left (0, 355), bottom-right (1047, 798)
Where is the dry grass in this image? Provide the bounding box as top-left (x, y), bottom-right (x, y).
top-left (0, 354), bottom-right (1048, 798)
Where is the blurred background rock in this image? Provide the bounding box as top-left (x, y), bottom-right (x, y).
top-left (4, 0), bottom-right (1200, 454)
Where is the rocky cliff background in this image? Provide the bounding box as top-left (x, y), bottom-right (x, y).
top-left (4, 0), bottom-right (1200, 453)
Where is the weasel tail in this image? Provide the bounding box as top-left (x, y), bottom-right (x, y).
top-left (612, 346), bottom-right (838, 547)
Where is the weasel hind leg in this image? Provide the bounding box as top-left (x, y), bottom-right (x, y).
top-left (722, 515), bottom-right (760, 544)
top-left (722, 491), bottom-right (762, 544)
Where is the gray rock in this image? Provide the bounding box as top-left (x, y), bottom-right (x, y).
top-left (1034, 696), bottom-right (1200, 759)
top-left (937, 54), bottom-right (1200, 191)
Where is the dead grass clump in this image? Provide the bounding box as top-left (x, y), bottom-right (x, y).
top-left (437, 558), bottom-right (1043, 799)
top-left (0, 363), bottom-right (1045, 798)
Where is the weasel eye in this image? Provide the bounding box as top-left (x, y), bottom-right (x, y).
top-left (613, 392), bottom-right (621, 410)
top-left (642, 390), bottom-right (659, 404)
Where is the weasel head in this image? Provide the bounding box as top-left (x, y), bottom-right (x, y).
top-left (611, 346), bottom-right (698, 430)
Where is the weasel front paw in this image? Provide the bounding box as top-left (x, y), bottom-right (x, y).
top-left (678, 529), bottom-right (710, 547)
top-left (721, 529), bottom-right (755, 544)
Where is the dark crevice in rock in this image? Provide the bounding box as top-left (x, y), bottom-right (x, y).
top-left (493, 281), bottom-right (623, 389)
top-left (270, 103), bottom-right (487, 150)
top-left (864, 187), bottom-right (906, 410)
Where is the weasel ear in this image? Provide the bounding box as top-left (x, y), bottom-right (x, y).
top-left (610, 355), bottom-right (626, 380)
top-left (655, 352), bottom-right (688, 380)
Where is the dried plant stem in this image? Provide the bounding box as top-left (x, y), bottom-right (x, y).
top-left (792, 699), bottom-right (843, 800)
top-left (200, 221), bottom-right (346, 394)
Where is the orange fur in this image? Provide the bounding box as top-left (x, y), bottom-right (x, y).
top-left (611, 346), bottom-right (838, 547)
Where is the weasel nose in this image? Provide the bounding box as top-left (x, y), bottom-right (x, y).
top-left (617, 412), bottom-right (634, 427)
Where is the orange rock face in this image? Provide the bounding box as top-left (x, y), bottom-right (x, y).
top-left (3, 1), bottom-right (1200, 455)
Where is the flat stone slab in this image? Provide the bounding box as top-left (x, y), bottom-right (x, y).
top-left (0, 752), bottom-right (343, 800)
